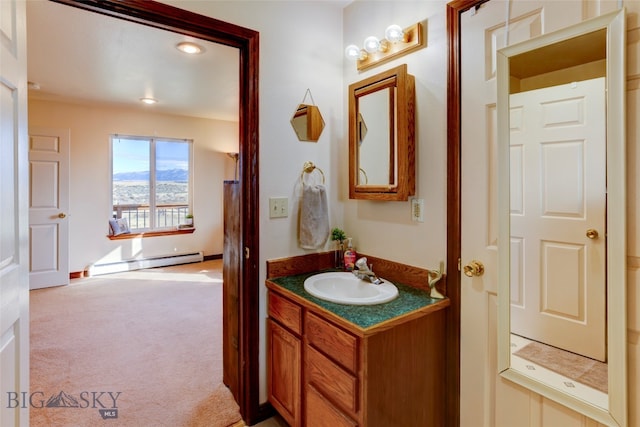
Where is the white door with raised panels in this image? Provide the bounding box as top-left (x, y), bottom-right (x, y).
top-left (0, 0), bottom-right (30, 425)
top-left (28, 127), bottom-right (70, 290)
top-left (458, 1), bottom-right (610, 426)
top-left (509, 78), bottom-right (606, 361)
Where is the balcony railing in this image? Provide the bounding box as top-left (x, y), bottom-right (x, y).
top-left (113, 204), bottom-right (190, 230)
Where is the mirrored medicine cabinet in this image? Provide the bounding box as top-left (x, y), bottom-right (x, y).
top-left (348, 64), bottom-right (415, 201)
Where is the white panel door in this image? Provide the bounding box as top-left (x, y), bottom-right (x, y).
top-left (0, 0), bottom-right (30, 425)
top-left (510, 78), bottom-right (606, 361)
top-left (28, 128), bottom-right (70, 289)
top-left (459, 1), bottom-right (594, 426)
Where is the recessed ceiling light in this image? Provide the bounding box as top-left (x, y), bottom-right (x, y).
top-left (140, 97), bottom-right (158, 105)
top-left (176, 41), bottom-right (204, 55)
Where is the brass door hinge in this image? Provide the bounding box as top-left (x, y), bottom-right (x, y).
top-left (245, 247), bottom-right (250, 259)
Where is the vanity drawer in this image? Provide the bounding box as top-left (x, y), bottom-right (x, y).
top-left (306, 345), bottom-right (358, 414)
top-left (268, 291), bottom-right (302, 335)
top-left (305, 384), bottom-right (358, 427)
top-left (305, 311), bottom-right (358, 372)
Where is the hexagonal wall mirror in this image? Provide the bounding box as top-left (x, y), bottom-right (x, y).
top-left (291, 104), bottom-right (325, 142)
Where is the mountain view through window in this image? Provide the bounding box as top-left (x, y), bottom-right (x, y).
top-left (111, 135), bottom-right (192, 231)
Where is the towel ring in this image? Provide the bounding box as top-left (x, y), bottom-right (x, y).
top-left (359, 167), bottom-right (369, 184)
top-left (301, 161), bottom-right (325, 184)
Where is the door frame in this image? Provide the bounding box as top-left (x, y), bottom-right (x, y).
top-left (446, 1), bottom-right (491, 425)
top-left (50, 0), bottom-right (262, 423)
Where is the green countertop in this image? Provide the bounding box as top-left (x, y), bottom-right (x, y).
top-left (268, 269), bottom-right (447, 330)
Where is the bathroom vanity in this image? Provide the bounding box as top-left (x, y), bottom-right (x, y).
top-left (266, 261), bottom-right (449, 427)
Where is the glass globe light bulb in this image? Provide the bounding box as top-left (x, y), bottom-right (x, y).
top-left (385, 24), bottom-right (404, 43)
top-left (344, 44), bottom-right (361, 60)
top-left (363, 36), bottom-right (381, 53)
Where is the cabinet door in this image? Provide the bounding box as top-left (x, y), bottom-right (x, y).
top-left (268, 319), bottom-right (301, 427)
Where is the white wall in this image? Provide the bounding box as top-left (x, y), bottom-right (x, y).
top-left (343, 1), bottom-right (449, 269)
top-left (28, 98), bottom-right (238, 272)
top-left (160, 1), bottom-right (639, 420)
top-left (157, 0), bottom-right (346, 403)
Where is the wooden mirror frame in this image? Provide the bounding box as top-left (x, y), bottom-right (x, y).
top-left (496, 9), bottom-right (627, 426)
top-left (348, 64), bottom-right (415, 201)
top-left (50, 0), bottom-right (263, 424)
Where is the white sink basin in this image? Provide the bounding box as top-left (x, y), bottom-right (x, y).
top-left (303, 272), bottom-right (398, 305)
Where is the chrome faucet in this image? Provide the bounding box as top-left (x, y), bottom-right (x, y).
top-left (353, 257), bottom-right (383, 285)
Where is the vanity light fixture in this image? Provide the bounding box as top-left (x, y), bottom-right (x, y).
top-left (345, 44), bottom-right (366, 61)
top-left (363, 35), bottom-right (385, 54)
top-left (139, 97), bottom-right (158, 105)
top-left (345, 22), bottom-right (425, 71)
top-left (176, 41), bottom-right (204, 55)
top-left (384, 24), bottom-right (405, 43)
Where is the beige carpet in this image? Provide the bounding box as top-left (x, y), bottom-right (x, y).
top-left (30, 260), bottom-right (243, 427)
top-left (514, 340), bottom-right (608, 393)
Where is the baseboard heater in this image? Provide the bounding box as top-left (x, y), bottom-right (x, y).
top-left (87, 251), bottom-right (204, 277)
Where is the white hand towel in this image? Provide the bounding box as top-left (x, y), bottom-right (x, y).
top-left (299, 184), bottom-right (330, 249)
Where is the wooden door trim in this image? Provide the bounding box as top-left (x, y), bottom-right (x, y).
top-left (446, 1), bottom-right (490, 425)
top-left (50, 0), bottom-right (262, 423)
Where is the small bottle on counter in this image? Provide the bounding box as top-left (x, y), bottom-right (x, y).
top-left (343, 237), bottom-right (356, 271)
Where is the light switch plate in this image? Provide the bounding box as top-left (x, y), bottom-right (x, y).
top-left (411, 198), bottom-right (424, 222)
top-left (269, 197), bottom-right (288, 218)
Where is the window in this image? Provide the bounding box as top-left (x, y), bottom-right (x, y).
top-left (111, 135), bottom-right (193, 232)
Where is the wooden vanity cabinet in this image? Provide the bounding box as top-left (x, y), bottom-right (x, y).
top-left (268, 292), bottom-right (303, 427)
top-left (267, 286), bottom-right (446, 427)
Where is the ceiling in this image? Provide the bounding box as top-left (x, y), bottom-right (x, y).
top-left (26, 1), bottom-right (240, 121)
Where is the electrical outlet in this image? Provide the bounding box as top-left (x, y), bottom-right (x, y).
top-left (269, 197), bottom-right (288, 218)
top-left (411, 198), bottom-right (424, 222)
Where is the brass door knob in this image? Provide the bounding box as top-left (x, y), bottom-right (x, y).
top-left (58, 213), bottom-right (67, 219)
top-left (586, 229), bottom-right (599, 239)
top-left (463, 260), bottom-right (485, 277)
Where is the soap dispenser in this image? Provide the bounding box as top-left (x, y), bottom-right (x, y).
top-left (343, 238), bottom-right (356, 271)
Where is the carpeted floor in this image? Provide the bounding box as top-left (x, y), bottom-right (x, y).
top-left (30, 260), bottom-right (243, 427)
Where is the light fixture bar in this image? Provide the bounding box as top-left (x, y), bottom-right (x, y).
top-left (357, 23), bottom-right (424, 71)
